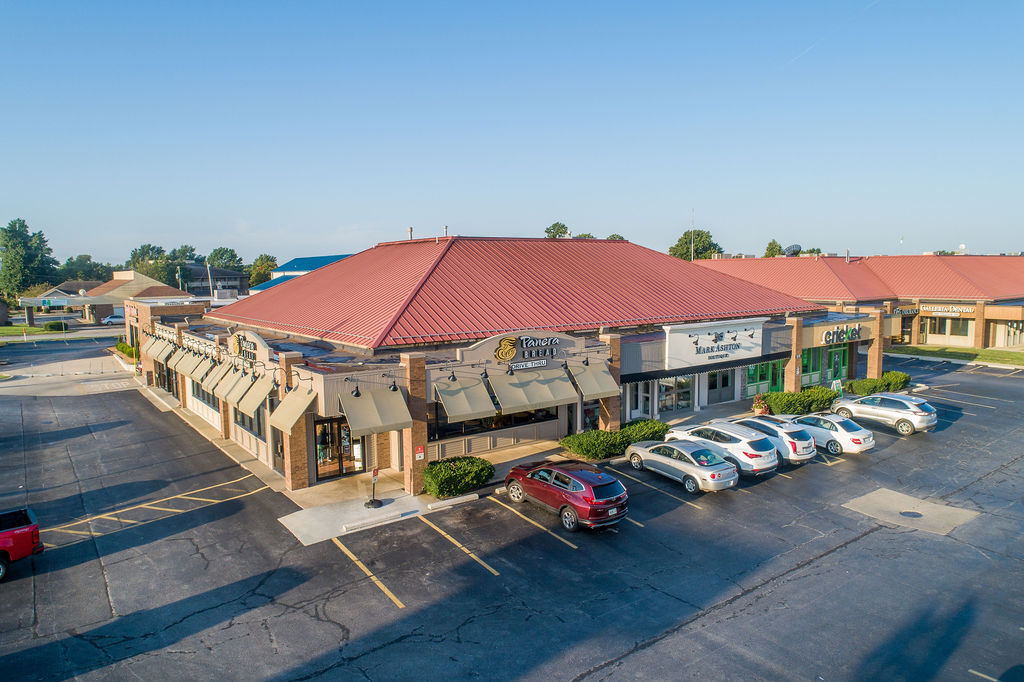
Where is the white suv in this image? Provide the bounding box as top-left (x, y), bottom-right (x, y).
top-left (667, 422), bottom-right (778, 477)
top-left (730, 416), bottom-right (817, 466)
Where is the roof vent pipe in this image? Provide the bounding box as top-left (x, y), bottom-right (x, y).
top-left (846, 249), bottom-right (850, 263)
top-left (407, 226), bottom-right (413, 240)
top-left (443, 224), bottom-right (448, 236)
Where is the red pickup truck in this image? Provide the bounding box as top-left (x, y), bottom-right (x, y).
top-left (0, 508), bottom-right (43, 581)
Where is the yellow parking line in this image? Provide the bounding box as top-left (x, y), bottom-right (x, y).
top-left (735, 487), bottom-right (751, 494)
top-left (607, 467), bottom-right (703, 510)
top-left (177, 495), bottom-right (220, 503)
top-left (625, 517), bottom-right (644, 527)
top-left (968, 670), bottom-right (998, 681)
top-left (331, 538), bottom-right (405, 608)
top-left (47, 527), bottom-right (97, 536)
top-left (94, 514), bottom-right (140, 524)
top-left (489, 497), bottom-right (579, 550)
top-left (141, 504), bottom-right (182, 513)
top-left (419, 516), bottom-right (500, 576)
top-left (817, 454), bottom-right (846, 467)
top-left (777, 473), bottom-right (793, 479)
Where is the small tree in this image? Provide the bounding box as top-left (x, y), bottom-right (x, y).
top-left (764, 239), bottom-right (783, 257)
top-left (1, 218), bottom-right (58, 299)
top-left (57, 255), bottom-right (114, 283)
top-left (544, 222), bottom-right (569, 239)
top-left (169, 244), bottom-right (204, 263)
top-left (247, 254), bottom-right (277, 286)
top-left (607, 233), bottom-right (625, 240)
top-left (800, 247), bottom-right (822, 255)
top-left (668, 229), bottom-right (723, 261)
top-left (573, 232), bottom-right (595, 239)
top-left (206, 247), bottom-right (244, 271)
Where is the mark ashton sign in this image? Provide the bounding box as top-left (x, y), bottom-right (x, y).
top-left (822, 324), bottom-right (862, 345)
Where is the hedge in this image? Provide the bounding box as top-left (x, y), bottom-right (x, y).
top-left (559, 419), bottom-right (671, 460)
top-left (116, 341), bottom-right (138, 359)
top-left (762, 386), bottom-right (840, 415)
top-left (423, 456), bottom-right (495, 498)
top-left (42, 321), bottom-right (68, 332)
top-left (845, 370), bottom-right (911, 395)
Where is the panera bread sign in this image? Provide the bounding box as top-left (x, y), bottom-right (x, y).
top-left (459, 331), bottom-right (579, 370)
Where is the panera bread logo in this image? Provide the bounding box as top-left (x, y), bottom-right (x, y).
top-left (494, 337), bottom-right (517, 363)
top-left (494, 335), bottom-right (562, 364)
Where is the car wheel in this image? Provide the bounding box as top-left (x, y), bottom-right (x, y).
top-left (683, 476), bottom-right (699, 494)
top-left (629, 454), bottom-right (644, 470)
top-left (836, 408), bottom-right (853, 419)
top-left (560, 507), bottom-right (580, 532)
top-left (826, 440), bottom-right (843, 455)
top-left (896, 419), bottom-right (915, 436)
top-left (507, 481), bottom-right (525, 503)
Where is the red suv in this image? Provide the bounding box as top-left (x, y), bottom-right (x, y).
top-left (505, 461), bottom-right (628, 532)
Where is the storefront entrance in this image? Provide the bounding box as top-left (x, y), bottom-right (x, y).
top-left (707, 370), bottom-right (733, 404)
top-left (895, 316), bottom-right (914, 345)
top-left (314, 417), bottom-right (365, 481)
top-left (155, 362), bottom-right (177, 399)
top-left (824, 346), bottom-right (848, 382)
top-left (745, 360), bottom-right (784, 397)
top-left (629, 382), bottom-right (652, 419)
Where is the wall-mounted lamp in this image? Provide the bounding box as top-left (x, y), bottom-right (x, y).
top-left (389, 380), bottom-right (398, 392)
top-left (506, 365), bottom-right (515, 376)
top-left (583, 356), bottom-right (590, 366)
top-left (448, 370), bottom-right (457, 382)
top-left (351, 384), bottom-right (361, 397)
top-left (480, 368), bottom-right (489, 379)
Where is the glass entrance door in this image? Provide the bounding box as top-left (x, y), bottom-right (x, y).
top-left (707, 370), bottom-right (733, 404)
top-left (629, 382), bottom-right (652, 419)
top-left (314, 418), bottom-right (365, 481)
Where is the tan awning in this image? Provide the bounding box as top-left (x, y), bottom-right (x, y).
top-left (140, 337), bottom-right (158, 355)
top-left (213, 368), bottom-right (246, 400)
top-left (270, 388), bottom-right (317, 432)
top-left (486, 368), bottom-right (579, 414)
top-left (338, 387), bottom-right (413, 438)
top-left (202, 362), bottom-right (232, 392)
top-left (189, 357), bottom-right (215, 382)
top-left (433, 377), bottom-right (496, 422)
top-left (568, 362), bottom-right (621, 401)
top-left (176, 353), bottom-right (204, 376)
top-left (237, 375), bottom-right (276, 417)
top-left (152, 340), bottom-right (174, 364)
top-left (167, 348), bottom-right (188, 370)
top-left (225, 372), bottom-right (257, 407)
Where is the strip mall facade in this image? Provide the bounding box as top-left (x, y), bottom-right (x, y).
top-left (125, 237), bottom-right (892, 494)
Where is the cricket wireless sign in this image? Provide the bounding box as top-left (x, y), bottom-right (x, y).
top-left (821, 324), bottom-right (862, 345)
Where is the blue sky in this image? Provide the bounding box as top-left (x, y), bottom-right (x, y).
top-left (2, 1), bottom-right (1021, 264)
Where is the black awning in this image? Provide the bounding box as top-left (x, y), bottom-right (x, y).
top-left (619, 350), bottom-right (791, 385)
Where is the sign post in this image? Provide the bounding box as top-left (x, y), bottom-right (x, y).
top-left (364, 467), bottom-right (383, 508)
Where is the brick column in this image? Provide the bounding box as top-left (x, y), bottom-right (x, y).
top-left (973, 300), bottom-right (987, 348)
top-left (784, 317), bottom-right (803, 393)
top-left (219, 395), bottom-right (232, 439)
top-left (910, 299), bottom-right (922, 345)
top-left (284, 414), bottom-right (310, 491)
top-left (277, 351), bottom-right (304, 396)
top-left (846, 341), bottom-right (859, 381)
top-left (25, 307), bottom-right (35, 327)
top-left (401, 353), bottom-right (428, 495)
top-left (599, 333), bottom-right (621, 432)
top-left (174, 323), bottom-right (188, 405)
top-left (867, 310), bottom-right (884, 379)
top-left (374, 432), bottom-right (391, 469)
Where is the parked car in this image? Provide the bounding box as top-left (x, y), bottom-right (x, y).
top-left (101, 314), bottom-right (125, 326)
top-left (729, 416), bottom-right (817, 466)
top-left (781, 413), bottom-right (875, 455)
top-left (1, 508), bottom-right (43, 581)
top-left (505, 461), bottom-right (628, 532)
top-left (666, 422), bottom-right (778, 477)
top-left (625, 439), bottom-right (738, 493)
top-left (832, 392), bottom-right (937, 435)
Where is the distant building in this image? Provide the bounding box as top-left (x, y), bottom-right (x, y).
top-left (250, 254), bottom-right (350, 293)
top-left (180, 263), bottom-right (249, 297)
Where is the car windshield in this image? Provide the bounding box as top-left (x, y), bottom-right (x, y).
top-left (835, 419), bottom-right (861, 432)
top-left (748, 438), bottom-right (775, 452)
top-left (691, 449), bottom-right (725, 466)
top-left (591, 480), bottom-right (626, 501)
top-left (786, 429), bottom-right (812, 441)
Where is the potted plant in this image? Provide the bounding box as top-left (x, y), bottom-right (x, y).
top-left (752, 393), bottom-right (769, 415)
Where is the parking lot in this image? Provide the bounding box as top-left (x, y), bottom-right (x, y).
top-left (2, 348), bottom-right (1023, 680)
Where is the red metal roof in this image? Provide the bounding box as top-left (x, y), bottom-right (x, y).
top-left (208, 237), bottom-right (820, 350)
top-left (696, 254), bottom-right (1024, 303)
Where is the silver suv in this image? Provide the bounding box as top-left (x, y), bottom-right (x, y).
top-left (831, 392), bottom-right (937, 435)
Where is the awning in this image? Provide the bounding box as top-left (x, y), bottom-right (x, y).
top-left (176, 353), bottom-right (204, 376)
top-left (140, 337), bottom-right (158, 355)
top-left (433, 377), bottom-right (496, 422)
top-left (166, 348), bottom-right (188, 371)
top-left (338, 387), bottom-right (413, 438)
top-left (568, 362), bottom-right (621, 401)
top-left (152, 340), bottom-right (174, 364)
top-left (225, 372), bottom-right (257, 407)
top-left (237, 375), bottom-right (277, 417)
top-left (270, 388), bottom-right (317, 432)
top-left (213, 369), bottom-right (246, 400)
top-left (202, 362), bottom-right (232, 392)
top-left (486, 368), bottom-right (579, 414)
top-left (189, 357), bottom-right (215, 382)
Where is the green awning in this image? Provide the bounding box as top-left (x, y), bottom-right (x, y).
top-left (568, 361), bottom-right (621, 400)
top-left (486, 368), bottom-right (579, 414)
top-left (237, 375), bottom-right (276, 417)
top-left (433, 377), bottom-right (496, 422)
top-left (338, 387), bottom-right (413, 438)
top-left (270, 388), bottom-right (318, 432)
top-left (202, 362), bottom-right (232, 392)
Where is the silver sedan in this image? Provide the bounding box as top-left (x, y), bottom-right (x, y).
top-left (625, 439), bottom-right (738, 494)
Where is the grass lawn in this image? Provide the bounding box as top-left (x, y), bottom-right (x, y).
top-left (0, 325), bottom-right (54, 337)
top-left (886, 345), bottom-right (1024, 367)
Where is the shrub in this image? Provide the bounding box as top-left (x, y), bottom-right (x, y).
top-left (42, 321), bottom-right (68, 332)
top-left (763, 386), bottom-right (840, 415)
top-left (752, 393), bottom-right (768, 413)
top-left (619, 418), bottom-right (670, 443)
top-left (116, 341), bottom-right (138, 359)
top-left (423, 456), bottom-right (495, 498)
top-left (844, 378), bottom-right (883, 395)
top-left (560, 419), bottom-right (670, 460)
top-left (882, 370), bottom-right (911, 392)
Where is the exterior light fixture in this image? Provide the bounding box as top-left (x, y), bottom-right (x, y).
top-left (583, 356), bottom-right (590, 366)
top-left (351, 385), bottom-right (361, 397)
top-left (731, 334), bottom-right (737, 341)
top-left (561, 361), bottom-right (568, 370)
top-left (748, 331), bottom-right (755, 338)
top-left (480, 368), bottom-right (488, 379)
top-left (389, 380), bottom-right (398, 392)
top-left (506, 365), bottom-right (514, 376)
top-left (448, 370), bottom-right (457, 382)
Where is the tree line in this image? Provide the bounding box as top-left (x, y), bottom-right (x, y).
top-left (0, 218), bottom-right (278, 303)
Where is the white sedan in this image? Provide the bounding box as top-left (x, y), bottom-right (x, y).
top-left (781, 413), bottom-right (875, 455)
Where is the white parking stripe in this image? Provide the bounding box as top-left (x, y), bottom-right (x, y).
top-left (919, 394), bottom-right (997, 409)
top-left (929, 388), bottom-right (1013, 403)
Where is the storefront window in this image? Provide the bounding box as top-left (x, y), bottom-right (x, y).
top-left (949, 318), bottom-right (970, 336)
top-left (928, 317), bottom-right (948, 335)
top-left (234, 406), bottom-right (265, 440)
top-left (191, 380), bottom-right (220, 410)
top-left (658, 377), bottom-right (692, 413)
top-left (314, 418), bottom-right (365, 480)
top-left (581, 400), bottom-right (600, 431)
top-left (427, 403), bottom-right (559, 442)
top-left (801, 348), bottom-right (820, 374)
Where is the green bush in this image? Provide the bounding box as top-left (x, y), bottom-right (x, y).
top-left (619, 418), bottom-right (671, 443)
top-left (116, 341), bottom-right (138, 359)
top-left (42, 321), bottom-right (68, 332)
top-left (844, 371), bottom-right (911, 395)
top-left (423, 456), bottom-right (495, 498)
top-left (559, 419), bottom-right (670, 460)
top-left (882, 370), bottom-right (911, 392)
top-left (763, 386), bottom-right (840, 415)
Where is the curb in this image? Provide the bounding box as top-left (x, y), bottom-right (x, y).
top-left (426, 493), bottom-right (480, 510)
top-left (341, 511), bottom-right (403, 533)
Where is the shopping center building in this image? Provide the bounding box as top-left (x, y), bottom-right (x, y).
top-left (126, 237), bottom-right (894, 494)
top-left (696, 254), bottom-right (1024, 349)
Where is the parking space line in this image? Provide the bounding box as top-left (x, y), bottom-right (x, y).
top-left (94, 514), bottom-right (140, 524)
top-left (177, 495), bottom-right (220, 503)
top-left (919, 394), bottom-right (997, 409)
top-left (625, 517), bottom-right (644, 527)
top-left (607, 467), bottom-right (703, 509)
top-left (929, 388), bottom-right (1013, 403)
top-left (48, 527), bottom-right (97, 536)
top-left (419, 516), bottom-right (500, 576)
top-left (489, 497), bottom-right (579, 550)
top-left (331, 538), bottom-right (406, 608)
top-left (816, 453), bottom-right (846, 466)
top-left (141, 504), bottom-right (181, 513)
top-left (1008, 368), bottom-right (1023, 376)
top-left (777, 473), bottom-right (793, 479)
top-left (968, 670), bottom-right (998, 681)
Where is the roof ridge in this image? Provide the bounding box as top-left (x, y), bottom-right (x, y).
top-left (369, 239), bottom-right (457, 348)
top-left (809, 258), bottom-right (861, 302)
top-left (933, 255), bottom-right (988, 300)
